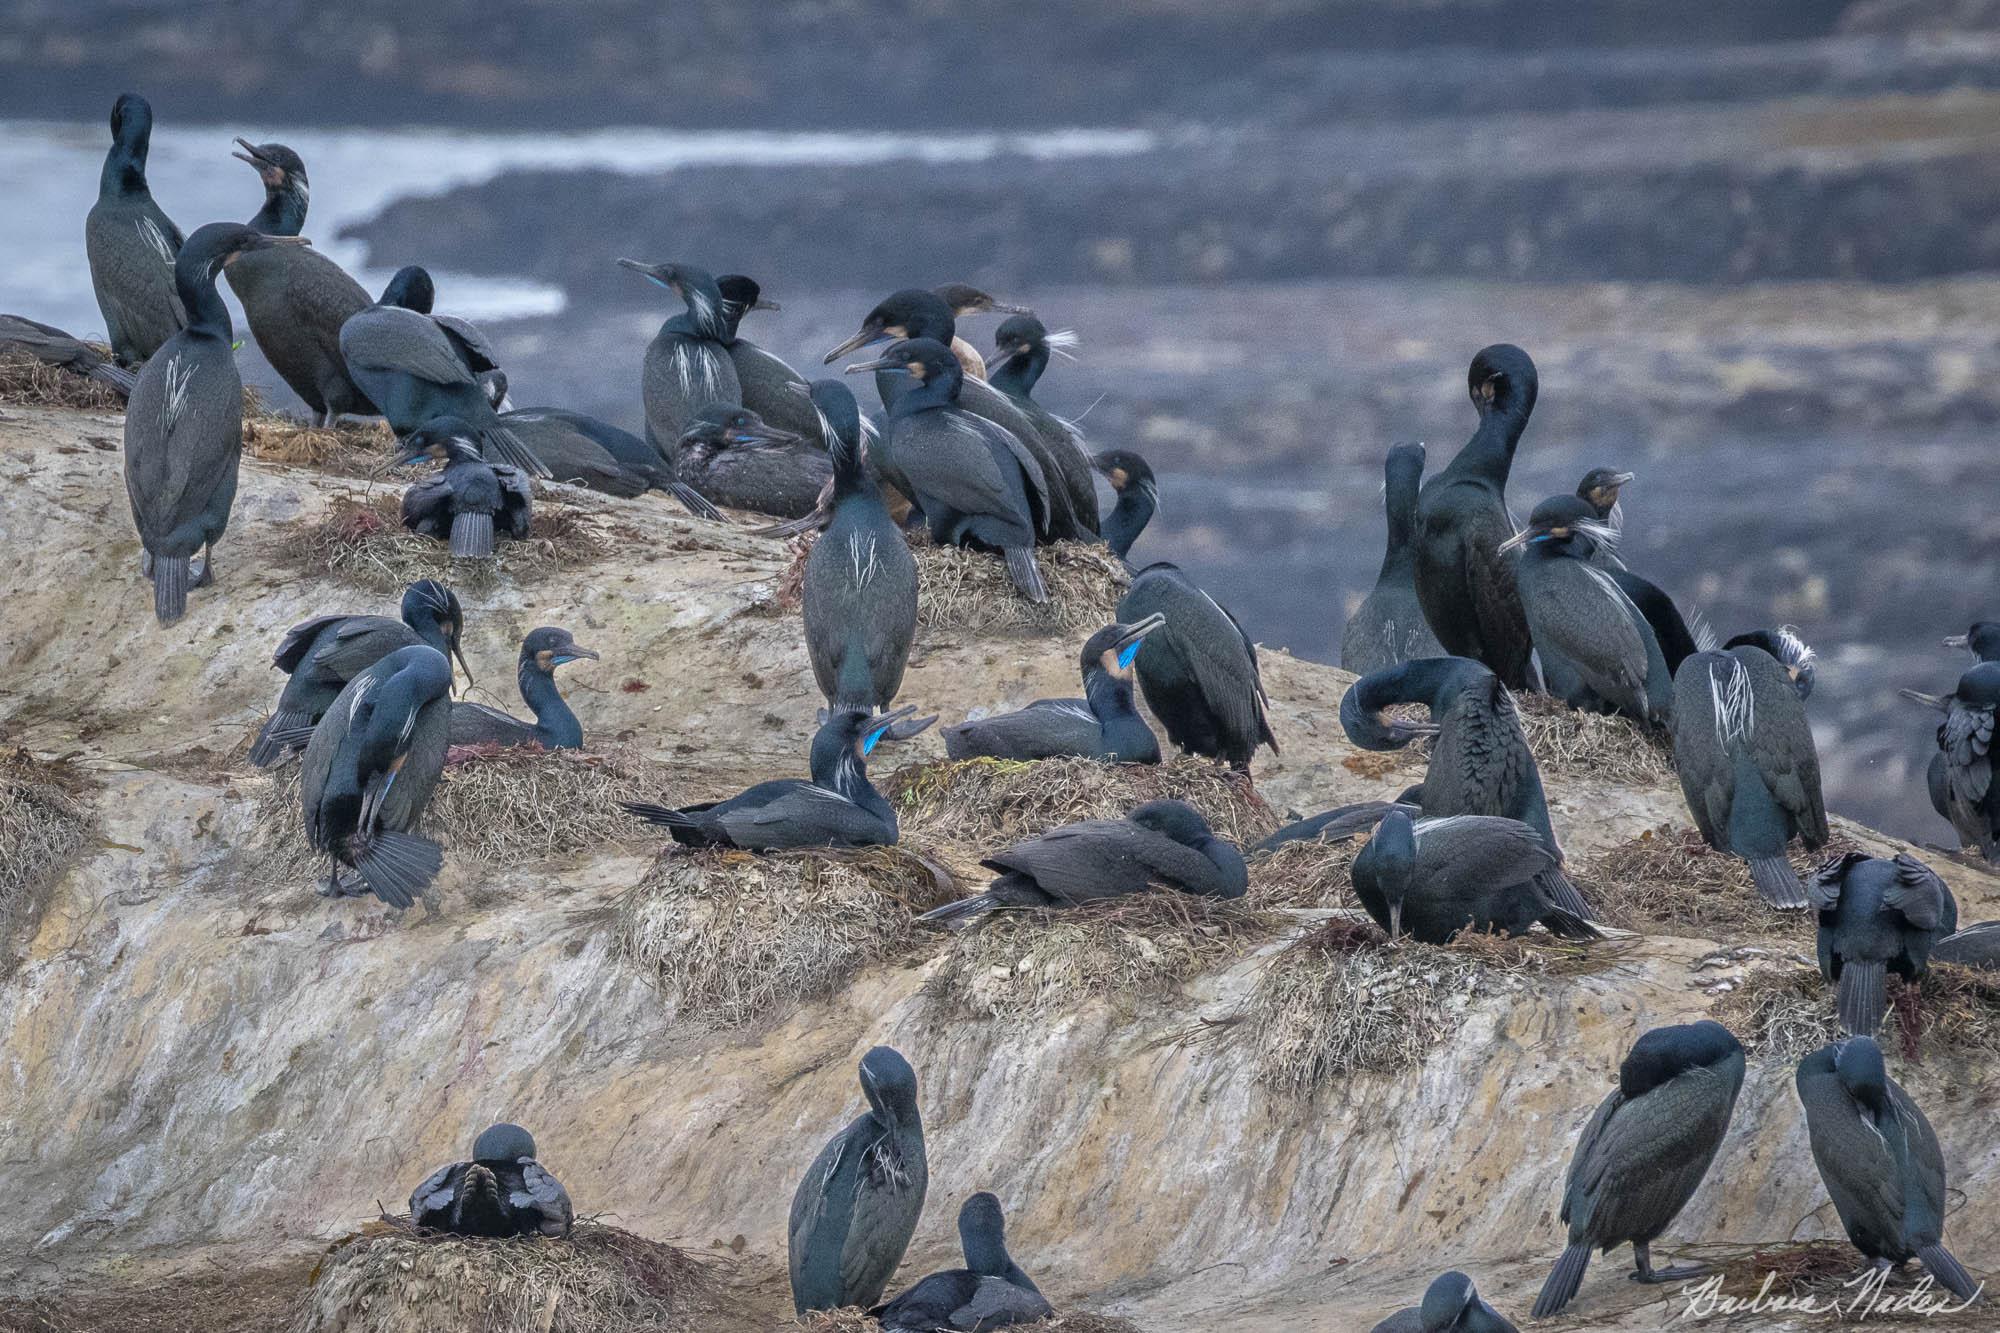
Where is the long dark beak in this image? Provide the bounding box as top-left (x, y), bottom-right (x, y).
top-left (985, 342), bottom-right (1027, 373)
top-left (230, 137), bottom-right (269, 168)
top-left (1607, 471), bottom-right (1635, 487)
top-left (824, 327), bottom-right (884, 364)
top-left (864, 703), bottom-right (934, 747)
top-left (1899, 688), bottom-right (1949, 711)
top-left (616, 257), bottom-right (675, 287)
top-left (751, 297), bottom-right (781, 312)
top-left (983, 300), bottom-right (1031, 316)
top-left (1115, 612), bottom-right (1166, 655)
top-left (393, 446), bottom-right (431, 467)
top-left (843, 356), bottom-right (906, 375)
top-left (1943, 634), bottom-right (1971, 649)
top-left (449, 640), bottom-right (475, 692)
top-left (553, 645), bottom-right (600, 666)
top-left (1388, 900), bottom-right (1403, 940)
top-left (1497, 528), bottom-right (1535, 553)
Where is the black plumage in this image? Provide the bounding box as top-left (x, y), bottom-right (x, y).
top-left (1352, 809), bottom-right (1599, 943)
top-left (1116, 562), bottom-right (1277, 769)
top-left (0, 315), bottom-right (136, 397)
top-left (85, 93), bottom-right (185, 367)
top-left (676, 404), bottom-right (828, 518)
top-left (1091, 449), bottom-right (1157, 561)
top-left (1370, 1271), bottom-right (1518, 1333)
top-left (1254, 794), bottom-right (1424, 854)
top-left (1810, 852), bottom-right (1958, 1036)
top-left (374, 264), bottom-right (508, 390)
top-left (1342, 442), bottom-right (1447, 675)
top-left (1901, 661), bottom-right (2000, 858)
top-left (448, 628), bottom-right (599, 751)
top-left (872, 1193), bottom-right (1052, 1332)
top-left (396, 417), bottom-right (534, 559)
top-left (498, 405), bottom-right (719, 518)
top-left (1574, 467), bottom-right (1634, 571)
top-left (619, 259), bottom-right (741, 451)
top-left (987, 314), bottom-right (1101, 539)
top-left (943, 616), bottom-right (1163, 764)
top-left (409, 1123), bottom-right (573, 1239)
top-left (1532, 1021), bottom-right (1746, 1318)
top-left (714, 274), bottom-right (822, 441)
top-left (1932, 919), bottom-right (2000, 971)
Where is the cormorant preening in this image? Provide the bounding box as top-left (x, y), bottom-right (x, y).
top-left (1254, 792), bottom-right (1424, 854)
top-left (1506, 495), bottom-right (1671, 724)
top-left (299, 644), bottom-right (452, 907)
top-left (1671, 632), bottom-right (1829, 909)
top-left (1901, 661), bottom-right (2000, 859)
top-left (396, 417), bottom-right (534, 559)
top-left (373, 263), bottom-right (509, 397)
top-left (124, 221), bottom-right (302, 624)
top-left (846, 339), bottom-right (1051, 601)
top-left (1532, 1020), bottom-right (1746, 1318)
top-left (1412, 345), bottom-right (1538, 689)
top-left (872, 1193), bottom-right (1052, 1331)
top-left (676, 404), bottom-right (828, 518)
top-left (1092, 449), bottom-right (1157, 561)
top-left (1723, 627), bottom-right (1816, 700)
top-left (0, 315), bottom-right (137, 397)
top-left (448, 628), bottom-right (598, 750)
top-left (249, 579), bottom-right (467, 766)
top-left (622, 707), bottom-right (922, 851)
top-left (1933, 919), bottom-right (2000, 971)
top-left (225, 139), bottom-right (374, 425)
top-left (409, 1123), bottom-right (573, 1239)
top-left (1797, 1037), bottom-right (1981, 1301)
top-left (987, 314), bottom-right (1101, 539)
top-left (943, 616), bottom-right (1164, 763)
top-left (789, 1046), bottom-right (929, 1314)
top-left (801, 379), bottom-right (918, 715)
top-left (713, 274), bottom-right (820, 441)
top-left (619, 259), bottom-right (740, 451)
top-left (1575, 467), bottom-right (1633, 570)
top-left (1342, 657), bottom-right (1588, 918)
top-left (919, 799), bottom-right (1246, 926)
top-left (1810, 852), bottom-right (1958, 1036)
top-left (1342, 442), bottom-right (1448, 675)
top-left (85, 93), bottom-right (185, 367)
top-left (1352, 809), bottom-right (1598, 943)
top-left (1370, 1271), bottom-right (1518, 1333)
top-left (1116, 562), bottom-right (1278, 769)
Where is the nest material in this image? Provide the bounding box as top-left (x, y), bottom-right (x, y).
top-left (617, 845), bottom-right (959, 1026)
top-left (1246, 837), bottom-right (1363, 909)
top-left (1511, 691), bottom-right (1676, 785)
top-left (290, 1217), bottom-right (713, 1333)
top-left (798, 1314), bottom-right (1143, 1333)
top-left (281, 489), bottom-right (612, 593)
top-left (914, 539), bottom-right (1130, 636)
top-left (1711, 961), bottom-right (2000, 1064)
top-left (242, 410), bottom-right (396, 476)
top-left (0, 751), bottom-right (93, 974)
top-left (0, 349), bottom-right (129, 411)
top-left (1585, 825), bottom-right (1863, 943)
top-left (0, 1263), bottom-right (307, 1333)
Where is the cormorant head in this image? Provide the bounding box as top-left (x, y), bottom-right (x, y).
top-left (1618, 1019), bottom-right (1743, 1100)
top-left (807, 378), bottom-right (865, 459)
top-left (843, 338), bottom-right (960, 395)
top-left (1467, 343), bottom-right (1537, 420)
top-left (857, 1045), bottom-right (920, 1125)
top-left (1361, 808), bottom-right (1419, 937)
top-left (1961, 661), bottom-right (2000, 708)
top-left (1575, 467), bottom-right (1634, 521)
top-left (1383, 441), bottom-right (1427, 494)
top-left (1128, 799), bottom-right (1216, 848)
top-left (472, 1122), bottom-right (537, 1164)
top-left (1339, 658), bottom-right (1465, 751)
top-left (400, 579), bottom-right (472, 688)
top-left (176, 221), bottom-right (308, 289)
top-left (231, 139), bottom-right (307, 194)
top-left (1417, 1271), bottom-right (1478, 1331)
top-left (1943, 622), bottom-right (2000, 662)
top-left (677, 404), bottom-right (801, 455)
top-left (616, 258), bottom-right (724, 329)
top-left (380, 265), bottom-right (436, 313)
top-left (1499, 494), bottom-right (1613, 558)
top-left (716, 274), bottom-right (779, 320)
top-left (1092, 449), bottom-right (1157, 507)
top-left (394, 416), bottom-right (484, 467)
top-left (521, 626), bottom-right (599, 677)
top-left (1082, 613), bottom-right (1165, 682)
top-left (823, 289), bottom-right (954, 362)
top-left (1723, 627), bottom-right (1816, 700)
top-left (935, 284), bottom-right (1028, 319)
top-left (986, 313), bottom-right (1046, 375)
top-left (958, 1192), bottom-right (1012, 1276)
top-left (110, 93), bottom-right (154, 150)
top-left (1831, 1035), bottom-right (1892, 1112)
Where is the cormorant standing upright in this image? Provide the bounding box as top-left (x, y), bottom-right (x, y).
top-left (987, 314), bottom-right (1101, 538)
top-left (618, 259), bottom-right (741, 451)
top-left (1342, 442), bottom-right (1448, 675)
top-left (86, 93), bottom-right (185, 367)
top-left (1117, 562), bottom-right (1278, 769)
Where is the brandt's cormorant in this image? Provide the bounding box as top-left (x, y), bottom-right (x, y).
top-left (124, 221), bottom-right (302, 624)
top-left (1116, 562), bottom-right (1278, 769)
top-left (225, 139), bottom-right (374, 425)
top-left (448, 628), bottom-right (598, 751)
top-left (1797, 1037), bottom-right (1981, 1300)
top-left (249, 579), bottom-right (467, 766)
top-left (619, 258), bottom-right (741, 449)
top-left (934, 282), bottom-right (1030, 381)
top-left (299, 644), bottom-right (452, 906)
top-left (872, 1193), bottom-right (1052, 1331)
top-left (1810, 852), bottom-right (1958, 1036)
top-left (409, 1123), bottom-right (574, 1239)
top-left (1722, 627), bottom-right (1816, 700)
top-left (1342, 442), bottom-right (1449, 675)
top-left (1370, 1271), bottom-right (1519, 1333)
top-left (1933, 918), bottom-right (2000, 971)
top-left (1945, 621), bottom-right (2000, 663)
top-left (373, 263), bottom-right (509, 397)
top-left (713, 274), bottom-right (820, 441)
top-left (622, 707), bottom-right (922, 851)
top-left (919, 799), bottom-right (1247, 926)
top-left (1532, 1020), bottom-right (1746, 1318)
top-left (676, 404), bottom-right (828, 518)
top-left (1671, 631), bottom-right (1829, 908)
top-left (85, 93), bottom-right (185, 367)
top-left (498, 406), bottom-right (719, 517)
top-left (1574, 467), bottom-right (1634, 570)
top-left (1901, 661), bottom-right (2000, 858)
top-left (1092, 449), bottom-right (1158, 561)
top-left (789, 1046), bottom-right (929, 1314)
top-left (1412, 344), bottom-right (1539, 689)
top-left (1352, 809), bottom-right (1598, 943)
top-left (1506, 495), bottom-right (1671, 724)
top-left (801, 380), bottom-right (918, 715)
top-left (986, 314), bottom-right (1101, 538)
top-left (0, 315), bottom-right (137, 397)
top-left (396, 417), bottom-right (534, 559)
top-left (846, 339), bottom-right (1051, 601)
top-left (943, 615), bottom-right (1164, 764)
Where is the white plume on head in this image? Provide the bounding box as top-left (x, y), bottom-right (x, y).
top-left (1042, 328), bottom-right (1082, 360)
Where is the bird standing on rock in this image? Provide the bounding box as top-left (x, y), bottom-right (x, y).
top-left (1810, 851), bottom-right (1957, 1036)
top-left (409, 1122), bottom-right (573, 1239)
top-left (1116, 562), bottom-right (1277, 770)
top-left (986, 313), bottom-right (1101, 539)
top-left (396, 416), bottom-right (534, 559)
top-left (448, 628), bottom-right (599, 751)
top-left (620, 258), bottom-right (740, 451)
top-left (86, 93), bottom-right (184, 367)
top-left (943, 615), bottom-right (1164, 764)
top-left (1342, 442), bottom-right (1448, 675)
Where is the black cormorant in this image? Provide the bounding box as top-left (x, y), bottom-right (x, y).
top-left (919, 799), bottom-right (1247, 926)
top-left (1092, 449), bottom-right (1157, 561)
top-left (1412, 345), bottom-right (1538, 689)
top-left (372, 263), bottom-right (509, 396)
top-left (933, 282), bottom-right (1030, 381)
top-left (1944, 622), bottom-right (2000, 662)
top-left (1370, 1271), bottom-right (1518, 1333)
top-left (1810, 852), bottom-right (1958, 1036)
top-left (712, 274), bottom-right (821, 441)
top-left (1901, 661), bottom-right (2000, 858)
top-left (871, 1193), bottom-right (1052, 1331)
top-left (124, 221), bottom-right (301, 624)
top-left (1796, 1037), bottom-right (1980, 1301)
top-left (1722, 627), bottom-right (1816, 700)
top-left (1574, 467), bottom-right (1633, 571)
top-left (85, 93), bottom-right (185, 367)
top-left (1254, 793), bottom-right (1424, 854)
top-left (789, 1046), bottom-right (929, 1314)
top-left (1343, 442), bottom-right (1449, 675)
top-left (619, 258), bottom-right (740, 451)
top-left (396, 417), bottom-right (534, 559)
top-left (943, 616), bottom-right (1163, 763)
top-left (1352, 809), bottom-right (1598, 942)
top-left (409, 1123), bottom-right (573, 1239)
top-left (448, 628), bottom-right (598, 750)
top-left (987, 314), bottom-right (1101, 539)
top-left (676, 404), bottom-right (828, 518)
top-left (496, 405), bottom-right (719, 517)
top-left (299, 644), bottom-right (452, 907)
top-left (0, 315), bottom-right (137, 397)
top-left (1116, 562), bottom-right (1278, 769)
top-left (1532, 1020), bottom-right (1746, 1318)
top-left (1933, 919), bottom-right (2000, 970)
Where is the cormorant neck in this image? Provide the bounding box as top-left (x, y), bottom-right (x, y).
top-left (175, 255), bottom-right (234, 338)
top-left (890, 373), bottom-right (958, 417)
top-left (1084, 670), bottom-right (1150, 754)
top-left (1455, 398), bottom-right (1533, 483)
top-left (830, 441), bottom-right (873, 498)
top-left (519, 666), bottom-right (582, 749)
top-left (249, 181), bottom-right (308, 237)
top-left (988, 346), bottom-right (1047, 398)
top-left (1102, 488), bottom-right (1154, 560)
top-left (100, 140), bottom-right (148, 199)
top-left (815, 747), bottom-right (895, 830)
top-left (1380, 476), bottom-right (1420, 576)
top-left (962, 1229), bottom-right (1012, 1279)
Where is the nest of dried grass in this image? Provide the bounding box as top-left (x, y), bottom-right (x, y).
top-left (0, 751), bottom-right (93, 973)
top-left (1246, 837), bottom-right (1363, 909)
top-left (242, 410), bottom-right (395, 476)
top-left (280, 489), bottom-right (612, 593)
top-left (798, 1313), bottom-right (1143, 1333)
top-left (1672, 1239), bottom-right (1993, 1325)
top-left (914, 539), bottom-right (1129, 637)
top-left (1585, 825), bottom-right (1862, 944)
top-left (922, 892), bottom-right (1277, 1019)
top-left (290, 1216), bottom-right (714, 1333)
top-left (1512, 691), bottom-right (1675, 785)
top-left (1711, 960), bottom-right (2000, 1064)
top-left (0, 349), bottom-right (127, 411)
top-left (617, 844), bottom-right (959, 1026)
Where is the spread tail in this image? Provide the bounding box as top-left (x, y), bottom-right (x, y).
top-left (1749, 855), bottom-right (1809, 909)
top-left (450, 511), bottom-right (496, 559)
top-left (1004, 546), bottom-right (1048, 603)
top-left (1838, 959), bottom-right (1888, 1036)
top-left (152, 552), bottom-right (189, 625)
top-left (916, 894), bottom-right (1000, 928)
top-left (483, 423), bottom-right (551, 478)
top-left (1917, 1244), bottom-right (1981, 1302)
top-left (454, 1163), bottom-right (508, 1235)
top-left (1536, 866), bottom-right (1594, 922)
top-left (669, 481), bottom-right (724, 521)
top-left (351, 831), bottom-right (442, 909)
top-left (249, 709), bottom-right (315, 767)
top-left (1533, 1242), bottom-right (1594, 1319)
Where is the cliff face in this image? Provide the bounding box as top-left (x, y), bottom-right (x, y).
top-left (1, 401), bottom-right (1996, 1330)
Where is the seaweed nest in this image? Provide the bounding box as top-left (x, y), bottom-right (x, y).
top-left (243, 410), bottom-right (395, 476)
top-left (798, 1313), bottom-right (1144, 1333)
top-left (922, 892), bottom-right (1278, 1019)
top-left (617, 844), bottom-right (959, 1026)
top-left (914, 539), bottom-right (1129, 637)
top-left (0, 348), bottom-right (128, 411)
top-left (281, 489), bottom-right (612, 593)
top-left (1585, 825), bottom-right (1863, 943)
top-left (0, 751), bottom-right (93, 973)
top-left (1711, 960), bottom-right (2000, 1063)
top-left (289, 1216), bottom-right (714, 1333)
top-left (1246, 837), bottom-right (1364, 909)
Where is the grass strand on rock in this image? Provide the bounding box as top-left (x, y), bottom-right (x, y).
top-left (0, 751), bottom-right (93, 974)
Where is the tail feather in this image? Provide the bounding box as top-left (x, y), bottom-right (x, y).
top-left (669, 481), bottom-right (724, 521)
top-left (1533, 1242), bottom-right (1594, 1319)
top-left (916, 894), bottom-right (1000, 927)
top-left (1004, 546), bottom-right (1048, 603)
top-left (454, 1164), bottom-right (508, 1234)
top-left (1536, 866), bottom-right (1594, 922)
top-left (1917, 1244), bottom-right (1981, 1302)
top-left (1541, 907), bottom-right (1604, 942)
top-left (450, 511), bottom-right (496, 559)
top-left (1838, 959), bottom-right (1888, 1036)
top-left (351, 831), bottom-right (442, 909)
top-left (621, 801), bottom-right (695, 831)
top-left (483, 423), bottom-right (551, 478)
top-left (91, 362), bottom-right (139, 395)
top-left (152, 552), bottom-right (189, 625)
top-left (1749, 855), bottom-right (1809, 909)
top-left (249, 709), bottom-right (315, 767)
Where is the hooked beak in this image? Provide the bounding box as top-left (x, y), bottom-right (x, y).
top-left (448, 640), bottom-right (475, 692)
top-left (1607, 471), bottom-right (1636, 487)
top-left (1943, 634), bottom-right (1971, 649)
top-left (552, 644), bottom-right (600, 667)
top-left (985, 342), bottom-right (1027, 373)
top-left (1899, 688), bottom-right (1949, 712)
top-left (1388, 900), bottom-right (1404, 940)
top-left (230, 137), bottom-right (271, 169)
top-left (843, 355), bottom-right (908, 376)
top-left (824, 326), bottom-right (886, 364)
top-left (750, 297), bottom-right (781, 312)
top-left (616, 257), bottom-right (678, 290)
top-left (1115, 612), bottom-right (1166, 656)
top-left (1498, 528), bottom-right (1535, 553)
top-left (978, 300), bottom-right (1031, 316)
top-left (862, 703), bottom-right (931, 751)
